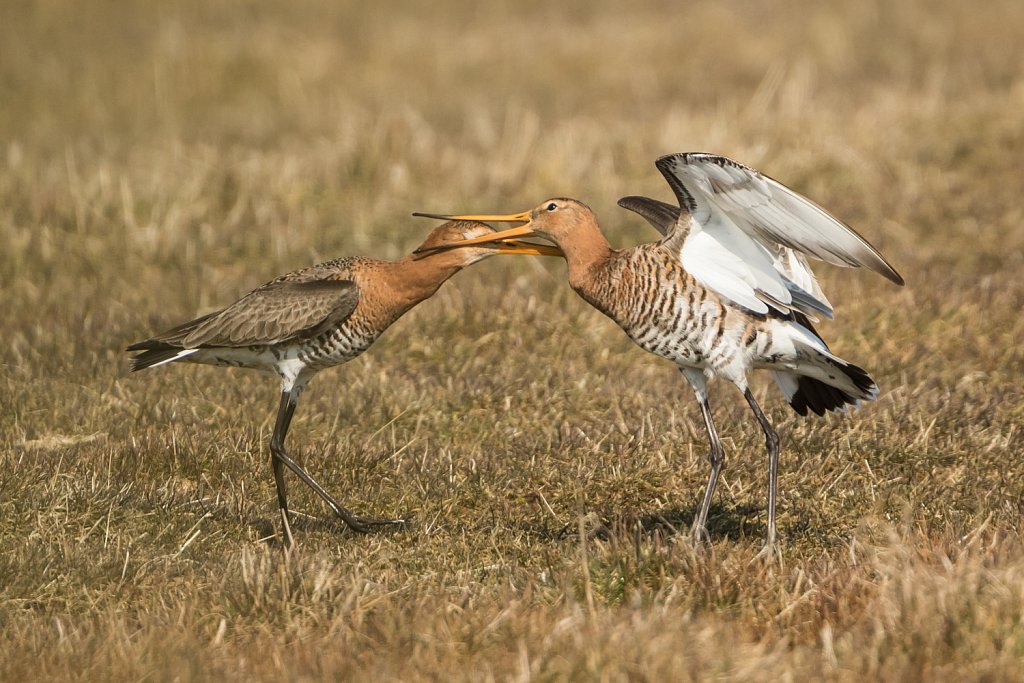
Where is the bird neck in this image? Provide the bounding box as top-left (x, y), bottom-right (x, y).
top-left (385, 252), bottom-right (464, 307)
top-left (560, 221), bottom-right (614, 294)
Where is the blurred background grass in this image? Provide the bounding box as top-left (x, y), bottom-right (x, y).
top-left (3, 0), bottom-right (1024, 679)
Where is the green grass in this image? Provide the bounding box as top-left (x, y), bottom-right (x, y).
top-left (4, 0), bottom-right (1024, 679)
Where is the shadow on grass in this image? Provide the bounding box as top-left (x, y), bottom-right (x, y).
top-left (631, 503), bottom-right (844, 549)
top-left (527, 502), bottom-right (767, 544)
top-left (627, 503), bottom-right (765, 542)
top-left (249, 511), bottom-right (413, 547)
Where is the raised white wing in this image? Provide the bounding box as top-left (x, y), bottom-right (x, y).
top-left (651, 153), bottom-right (903, 316)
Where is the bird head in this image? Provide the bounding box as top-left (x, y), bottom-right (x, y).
top-left (412, 198), bottom-right (594, 254)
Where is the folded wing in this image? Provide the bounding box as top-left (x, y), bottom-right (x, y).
top-left (179, 279), bottom-right (361, 348)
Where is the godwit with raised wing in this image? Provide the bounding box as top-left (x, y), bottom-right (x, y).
top-left (128, 221), bottom-right (559, 545)
top-left (415, 152), bottom-right (903, 556)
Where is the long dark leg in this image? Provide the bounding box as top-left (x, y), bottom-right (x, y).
top-left (692, 396), bottom-right (725, 543)
top-left (270, 392), bottom-right (298, 545)
top-left (743, 388), bottom-right (781, 555)
top-left (680, 369), bottom-right (723, 544)
top-left (269, 389), bottom-right (403, 538)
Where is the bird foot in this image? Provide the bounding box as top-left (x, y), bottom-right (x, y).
top-left (753, 540), bottom-right (782, 565)
top-left (690, 523), bottom-right (712, 548)
top-left (340, 512), bottom-right (408, 534)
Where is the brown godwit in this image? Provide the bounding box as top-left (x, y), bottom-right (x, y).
top-left (128, 221), bottom-right (560, 545)
top-left (415, 152), bottom-right (903, 556)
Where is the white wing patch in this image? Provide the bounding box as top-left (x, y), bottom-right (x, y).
top-left (679, 210), bottom-right (792, 316)
top-left (654, 153), bottom-right (903, 316)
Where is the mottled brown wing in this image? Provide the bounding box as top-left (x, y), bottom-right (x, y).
top-left (181, 279), bottom-right (360, 348)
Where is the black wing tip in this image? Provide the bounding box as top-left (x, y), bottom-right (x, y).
top-left (886, 267), bottom-right (906, 287)
top-left (654, 152), bottom-right (689, 171)
top-left (616, 195), bottom-right (641, 208)
top-left (126, 338), bottom-right (165, 352)
top-left (616, 196), bottom-right (685, 237)
top-left (616, 195), bottom-right (672, 211)
top-left (654, 152), bottom-right (679, 167)
top-left (652, 156), bottom-right (699, 212)
top-left (864, 260), bottom-right (905, 287)
top-left (653, 152), bottom-right (755, 213)
top-left (654, 152), bottom-right (738, 168)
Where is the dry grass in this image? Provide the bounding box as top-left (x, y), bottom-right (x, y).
top-left (4, 0), bottom-right (1024, 679)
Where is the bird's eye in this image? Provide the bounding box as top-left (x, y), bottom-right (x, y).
top-left (546, 202), bottom-right (558, 212)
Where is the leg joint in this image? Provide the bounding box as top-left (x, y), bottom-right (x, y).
top-left (270, 441), bottom-right (286, 460)
top-left (707, 442), bottom-right (725, 468)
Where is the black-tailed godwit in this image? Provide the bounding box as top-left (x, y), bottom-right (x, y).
top-left (128, 221), bottom-right (559, 545)
top-left (415, 152), bottom-right (903, 556)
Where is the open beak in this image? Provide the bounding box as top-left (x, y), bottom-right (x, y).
top-left (412, 211), bottom-right (562, 256)
top-left (492, 239), bottom-right (562, 256)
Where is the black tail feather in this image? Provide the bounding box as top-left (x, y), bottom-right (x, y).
top-left (126, 310), bottom-right (220, 371)
top-left (790, 377), bottom-right (850, 416)
top-left (787, 312), bottom-right (877, 417)
top-left (127, 345), bottom-right (182, 372)
top-left (788, 361), bottom-right (876, 417)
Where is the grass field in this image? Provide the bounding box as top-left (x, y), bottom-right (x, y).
top-left (4, 0), bottom-right (1024, 679)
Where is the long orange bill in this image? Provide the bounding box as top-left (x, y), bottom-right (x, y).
top-left (412, 211), bottom-right (562, 256)
top-left (412, 211), bottom-right (531, 225)
top-left (494, 239), bottom-right (562, 256)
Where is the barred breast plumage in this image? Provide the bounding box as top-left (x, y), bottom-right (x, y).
top-left (577, 243), bottom-right (790, 390)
